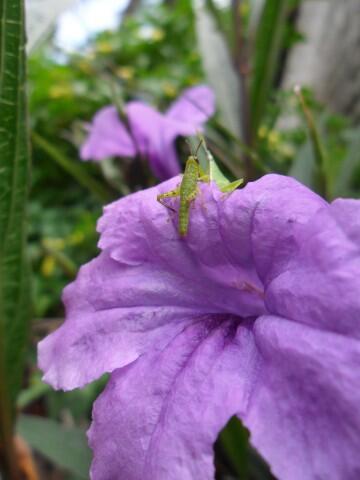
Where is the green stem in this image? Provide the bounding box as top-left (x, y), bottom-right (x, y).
top-left (232, 0), bottom-right (253, 179)
top-left (32, 132), bottom-right (113, 204)
top-left (294, 86), bottom-right (329, 199)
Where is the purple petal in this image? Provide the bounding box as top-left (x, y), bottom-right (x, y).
top-left (38, 251), bottom-right (200, 390)
top-left (244, 315), bottom-right (360, 480)
top-left (89, 312), bottom-right (360, 480)
top-left (80, 106), bottom-right (136, 161)
top-left (88, 317), bottom-right (260, 480)
top-left (38, 173), bottom-right (360, 480)
top-left (38, 177), bottom-right (269, 390)
top-left (166, 85), bottom-right (215, 127)
top-left (127, 101), bottom-right (181, 180)
top-left (39, 174), bottom-right (329, 390)
top-left (264, 197), bottom-right (360, 337)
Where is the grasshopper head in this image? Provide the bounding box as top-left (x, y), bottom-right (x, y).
top-left (187, 155), bottom-right (198, 165)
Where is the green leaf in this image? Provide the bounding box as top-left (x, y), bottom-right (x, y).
top-left (187, 135), bottom-right (244, 191)
top-left (0, 0), bottom-right (31, 475)
top-left (333, 129), bottom-right (360, 197)
top-left (289, 140), bottom-right (315, 189)
top-left (17, 379), bottom-right (51, 410)
top-left (219, 416), bottom-right (250, 479)
top-left (17, 415), bottom-right (92, 479)
top-left (250, 0), bottom-right (288, 138)
top-left (0, 0), bottom-right (30, 412)
top-left (219, 416), bottom-right (275, 480)
top-left (194, 2), bottom-right (242, 136)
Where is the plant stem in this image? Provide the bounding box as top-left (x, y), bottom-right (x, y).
top-left (31, 132), bottom-right (113, 204)
top-left (294, 85), bottom-right (329, 199)
top-left (232, 0), bottom-right (253, 180)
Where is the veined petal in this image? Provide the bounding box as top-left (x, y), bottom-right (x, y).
top-left (88, 317), bottom-right (260, 480)
top-left (244, 315), bottom-right (360, 480)
top-left (99, 176), bottom-right (266, 317)
top-left (265, 197), bottom-right (360, 337)
top-left (38, 251), bottom-right (207, 390)
top-left (80, 106), bottom-right (136, 161)
top-left (88, 313), bottom-right (360, 480)
top-left (38, 177), bottom-right (268, 390)
top-left (219, 174), bottom-right (326, 282)
top-left (39, 174), bottom-right (348, 391)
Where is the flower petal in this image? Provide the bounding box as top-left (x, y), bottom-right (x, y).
top-left (38, 251), bottom-right (205, 390)
top-left (244, 315), bottom-right (360, 480)
top-left (88, 317), bottom-right (260, 480)
top-left (99, 176), bottom-right (266, 318)
top-left (80, 106), bottom-right (136, 161)
top-left (38, 177), bottom-right (267, 390)
top-left (38, 174), bottom-right (334, 391)
top-left (264, 197), bottom-right (360, 337)
top-left (127, 102), bottom-right (181, 179)
top-left (219, 173), bottom-right (326, 282)
top-left (166, 85), bottom-right (215, 127)
top-left (88, 314), bottom-right (360, 480)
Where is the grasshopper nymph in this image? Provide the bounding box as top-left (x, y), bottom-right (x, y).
top-left (157, 141), bottom-right (208, 237)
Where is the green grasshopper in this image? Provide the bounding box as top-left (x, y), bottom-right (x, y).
top-left (157, 140), bottom-right (243, 236)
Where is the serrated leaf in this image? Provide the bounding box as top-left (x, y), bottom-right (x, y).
top-left (0, 0), bottom-right (30, 406)
top-left (17, 415), bottom-right (92, 479)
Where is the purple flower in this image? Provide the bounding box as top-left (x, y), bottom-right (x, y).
top-left (80, 85), bottom-right (215, 180)
top-left (38, 174), bottom-right (360, 480)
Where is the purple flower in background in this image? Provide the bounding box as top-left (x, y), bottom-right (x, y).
top-left (38, 174), bottom-right (360, 480)
top-left (80, 85), bottom-right (215, 180)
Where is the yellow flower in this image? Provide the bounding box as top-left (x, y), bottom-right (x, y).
top-left (163, 83), bottom-right (177, 98)
top-left (116, 66), bottom-right (135, 81)
top-left (96, 41), bottom-right (113, 54)
top-left (41, 256), bottom-right (56, 277)
top-left (151, 28), bottom-right (165, 42)
top-left (49, 84), bottom-right (73, 99)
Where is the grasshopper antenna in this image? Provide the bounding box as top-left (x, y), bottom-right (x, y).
top-left (185, 138), bottom-right (203, 157)
top-left (194, 138), bottom-right (203, 156)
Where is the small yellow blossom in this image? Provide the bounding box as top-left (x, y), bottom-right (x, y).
top-left (41, 256), bottom-right (56, 277)
top-left (151, 28), bottom-right (165, 42)
top-left (67, 231), bottom-right (85, 246)
top-left (49, 84), bottom-right (73, 99)
top-left (116, 66), bottom-right (135, 81)
top-left (96, 41), bottom-right (113, 54)
top-left (163, 83), bottom-right (177, 98)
